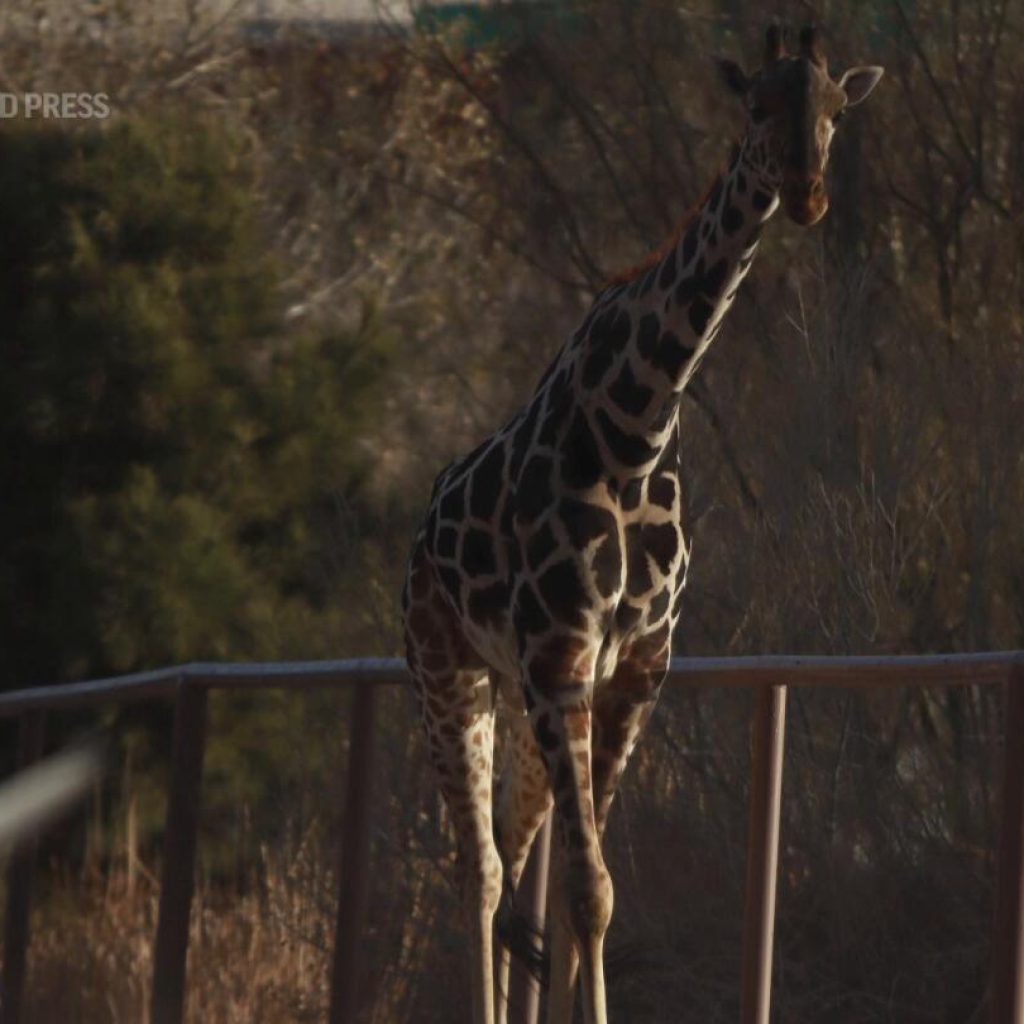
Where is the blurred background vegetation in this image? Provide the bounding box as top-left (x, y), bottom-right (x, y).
top-left (0, 0), bottom-right (1021, 1020)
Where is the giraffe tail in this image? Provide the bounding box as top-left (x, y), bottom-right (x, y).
top-left (495, 878), bottom-right (549, 985)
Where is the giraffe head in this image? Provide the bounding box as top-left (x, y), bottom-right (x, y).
top-left (718, 25), bottom-right (883, 225)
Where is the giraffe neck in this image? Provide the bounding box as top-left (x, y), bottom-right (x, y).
top-left (570, 139), bottom-right (781, 481)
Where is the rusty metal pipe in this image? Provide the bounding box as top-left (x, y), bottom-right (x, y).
top-left (508, 811), bottom-right (553, 1024)
top-left (740, 684), bottom-right (788, 1024)
top-left (991, 666), bottom-right (1024, 1024)
top-left (150, 681), bottom-right (208, 1024)
top-left (2, 713), bottom-right (45, 1024)
top-left (329, 681), bottom-right (378, 1024)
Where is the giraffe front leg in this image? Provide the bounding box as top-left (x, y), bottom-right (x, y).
top-left (546, 626), bottom-right (672, 1024)
top-left (523, 664), bottom-right (612, 1024)
top-left (545, 841), bottom-right (580, 1024)
top-left (591, 628), bottom-right (671, 839)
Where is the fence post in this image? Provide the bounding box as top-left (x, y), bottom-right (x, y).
top-left (508, 811), bottom-right (553, 1024)
top-left (740, 684), bottom-right (788, 1024)
top-left (150, 680), bottom-right (208, 1024)
top-left (329, 680), bottom-right (377, 1024)
top-left (2, 712), bottom-right (45, 1024)
top-left (991, 665), bottom-right (1024, 1024)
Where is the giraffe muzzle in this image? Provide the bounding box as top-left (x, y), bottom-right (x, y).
top-left (781, 176), bottom-right (828, 226)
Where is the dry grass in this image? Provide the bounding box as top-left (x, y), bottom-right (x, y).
top-left (9, 682), bottom-right (999, 1024)
top-left (24, 839), bottom-right (334, 1024)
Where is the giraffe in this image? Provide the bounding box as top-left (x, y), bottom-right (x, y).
top-left (402, 26), bottom-right (882, 1024)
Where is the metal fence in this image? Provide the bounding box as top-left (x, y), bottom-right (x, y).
top-left (1, 653), bottom-right (1022, 1024)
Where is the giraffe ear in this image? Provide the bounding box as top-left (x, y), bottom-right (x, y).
top-left (837, 65), bottom-right (884, 107)
top-left (716, 58), bottom-right (752, 98)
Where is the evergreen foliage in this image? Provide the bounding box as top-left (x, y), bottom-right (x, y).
top-left (0, 113), bottom-right (396, 691)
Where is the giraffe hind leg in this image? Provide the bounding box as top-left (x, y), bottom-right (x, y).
top-left (405, 562), bottom-right (502, 1024)
top-left (493, 688), bottom-right (554, 1023)
top-left (412, 661), bottom-right (501, 1024)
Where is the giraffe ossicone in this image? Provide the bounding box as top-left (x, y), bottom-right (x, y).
top-left (402, 25), bottom-right (882, 1024)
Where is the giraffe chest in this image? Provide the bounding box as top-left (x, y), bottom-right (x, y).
top-left (419, 404), bottom-right (690, 686)
top-left (593, 500), bottom-right (690, 683)
top-left (436, 480), bottom-right (689, 686)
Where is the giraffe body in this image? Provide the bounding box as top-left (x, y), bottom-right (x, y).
top-left (402, 27), bottom-right (882, 1024)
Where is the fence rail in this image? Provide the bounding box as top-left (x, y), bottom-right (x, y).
top-left (2, 653), bottom-right (1023, 1024)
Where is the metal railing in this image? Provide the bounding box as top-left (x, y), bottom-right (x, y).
top-left (1, 653), bottom-right (1022, 1024)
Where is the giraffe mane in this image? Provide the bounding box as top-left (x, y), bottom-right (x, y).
top-left (604, 222), bottom-right (686, 288)
top-left (604, 154), bottom-right (735, 288)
